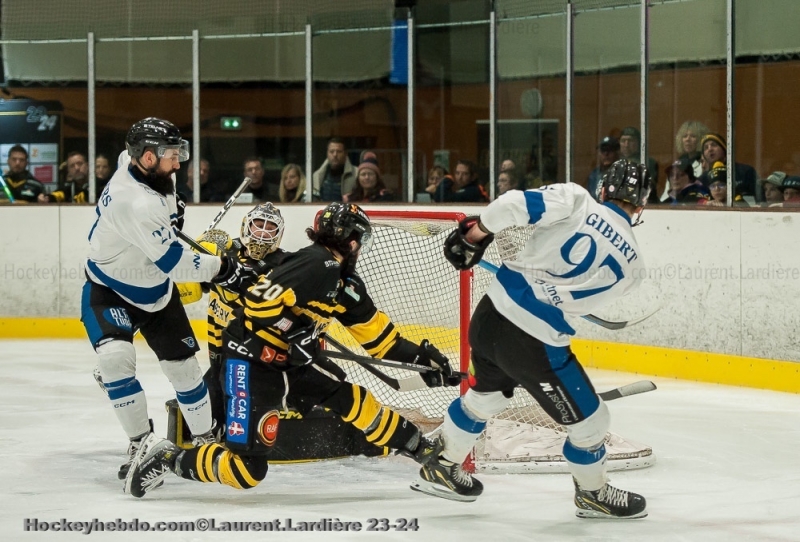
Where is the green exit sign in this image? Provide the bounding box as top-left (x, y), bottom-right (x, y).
top-left (220, 116), bottom-right (242, 130)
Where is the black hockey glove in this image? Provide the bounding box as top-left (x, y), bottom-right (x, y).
top-left (172, 192), bottom-right (187, 232)
top-left (212, 255), bottom-right (257, 291)
top-left (414, 340), bottom-right (460, 388)
top-left (285, 324), bottom-right (321, 367)
top-left (443, 216), bottom-right (494, 271)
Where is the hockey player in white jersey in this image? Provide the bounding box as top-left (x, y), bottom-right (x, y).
top-left (81, 117), bottom-right (254, 483)
top-left (412, 160), bottom-right (650, 519)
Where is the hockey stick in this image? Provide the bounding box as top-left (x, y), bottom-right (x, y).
top-left (476, 260), bottom-right (660, 331)
top-left (206, 177), bottom-right (252, 232)
top-left (598, 380), bottom-right (656, 401)
top-left (323, 348), bottom-right (469, 378)
top-left (0, 176), bottom-right (16, 203)
top-left (175, 229), bottom-right (213, 254)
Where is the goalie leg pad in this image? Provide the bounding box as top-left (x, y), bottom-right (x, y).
top-left (160, 356), bottom-right (212, 437)
top-left (441, 390), bottom-right (510, 463)
top-left (564, 401), bottom-right (610, 491)
top-left (338, 384), bottom-right (382, 431)
top-left (96, 340), bottom-right (150, 439)
top-left (177, 443), bottom-right (267, 490)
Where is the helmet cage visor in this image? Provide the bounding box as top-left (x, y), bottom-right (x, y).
top-left (240, 204), bottom-right (285, 260)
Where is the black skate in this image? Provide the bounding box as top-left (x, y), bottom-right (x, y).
top-left (117, 420), bottom-right (154, 480)
top-left (409, 437), bottom-right (483, 503)
top-left (124, 434), bottom-right (182, 498)
top-left (574, 479), bottom-right (647, 519)
top-left (396, 433), bottom-right (442, 466)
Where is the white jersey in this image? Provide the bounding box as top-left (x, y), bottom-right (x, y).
top-left (481, 183), bottom-right (645, 346)
top-left (86, 164), bottom-right (221, 312)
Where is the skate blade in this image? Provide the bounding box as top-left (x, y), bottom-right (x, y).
top-left (410, 480), bottom-right (478, 503)
top-left (576, 508), bottom-right (648, 519)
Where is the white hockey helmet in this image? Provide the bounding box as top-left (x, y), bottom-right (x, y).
top-left (240, 203), bottom-right (284, 260)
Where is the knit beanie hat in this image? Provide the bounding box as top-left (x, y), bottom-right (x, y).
top-left (700, 133), bottom-right (727, 155)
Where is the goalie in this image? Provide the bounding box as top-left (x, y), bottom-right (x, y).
top-left (174, 202), bottom-right (386, 461)
top-left (125, 203), bottom-right (459, 498)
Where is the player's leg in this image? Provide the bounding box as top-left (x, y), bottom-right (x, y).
top-left (293, 361), bottom-right (433, 461)
top-left (412, 297), bottom-right (515, 501)
top-left (523, 344), bottom-right (647, 519)
top-left (139, 287), bottom-right (214, 441)
top-left (80, 281), bottom-right (152, 479)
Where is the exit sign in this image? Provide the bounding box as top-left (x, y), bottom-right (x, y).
top-left (220, 116), bottom-right (242, 130)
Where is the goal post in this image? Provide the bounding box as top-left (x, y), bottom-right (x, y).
top-left (323, 209), bottom-right (655, 474)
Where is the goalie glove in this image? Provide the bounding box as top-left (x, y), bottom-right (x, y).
top-left (413, 340), bottom-right (460, 388)
top-left (443, 216), bottom-right (494, 271)
top-left (176, 283), bottom-right (203, 305)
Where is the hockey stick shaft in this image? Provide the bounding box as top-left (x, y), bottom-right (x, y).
top-left (175, 229), bottom-right (214, 254)
top-left (206, 177), bottom-right (252, 232)
top-left (0, 176), bottom-right (16, 203)
top-left (476, 260), bottom-right (658, 331)
top-left (597, 380), bottom-right (656, 401)
top-left (323, 348), bottom-right (468, 378)
top-left (322, 335), bottom-right (403, 391)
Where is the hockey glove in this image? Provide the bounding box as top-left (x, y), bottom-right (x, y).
top-left (443, 216), bottom-right (494, 271)
top-left (172, 192), bottom-right (186, 232)
top-left (414, 340), bottom-right (460, 388)
top-left (212, 255), bottom-right (257, 291)
top-left (285, 324), bottom-right (321, 367)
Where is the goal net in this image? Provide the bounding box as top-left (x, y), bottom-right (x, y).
top-left (324, 210), bottom-right (654, 474)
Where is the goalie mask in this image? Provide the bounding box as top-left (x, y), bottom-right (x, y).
top-left (600, 159), bottom-right (651, 226)
top-left (240, 203), bottom-right (285, 260)
top-left (126, 117), bottom-right (190, 163)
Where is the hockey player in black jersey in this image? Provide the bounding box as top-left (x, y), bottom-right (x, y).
top-left (125, 202), bottom-right (458, 497)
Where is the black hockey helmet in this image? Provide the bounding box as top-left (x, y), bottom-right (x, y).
top-left (315, 202), bottom-right (373, 253)
top-left (126, 117), bottom-right (189, 162)
top-left (600, 159), bottom-right (651, 208)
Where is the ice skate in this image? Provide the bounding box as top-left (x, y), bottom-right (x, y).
top-left (124, 434), bottom-right (183, 498)
top-left (574, 478), bottom-right (647, 519)
top-left (410, 437), bottom-right (483, 503)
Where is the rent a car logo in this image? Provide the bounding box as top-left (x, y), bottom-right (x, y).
top-left (226, 362), bottom-right (250, 444)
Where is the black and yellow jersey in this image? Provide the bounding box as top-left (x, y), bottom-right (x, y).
top-left (1, 172), bottom-right (45, 202)
top-left (206, 240), bottom-right (287, 355)
top-left (239, 243), bottom-right (418, 370)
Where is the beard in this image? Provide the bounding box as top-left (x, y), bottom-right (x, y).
top-left (146, 168), bottom-right (176, 197)
top-left (328, 162), bottom-right (344, 176)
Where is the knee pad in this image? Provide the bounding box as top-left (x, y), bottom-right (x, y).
top-left (566, 400), bottom-right (610, 450)
top-left (159, 356), bottom-right (204, 393)
top-left (96, 340), bottom-right (136, 383)
top-left (462, 389), bottom-right (512, 421)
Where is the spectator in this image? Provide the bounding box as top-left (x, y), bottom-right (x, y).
top-left (1, 144), bottom-right (45, 203)
top-left (704, 162), bottom-right (747, 207)
top-left (177, 158), bottom-right (225, 203)
top-left (780, 176), bottom-right (800, 207)
top-left (425, 165), bottom-right (447, 196)
top-left (278, 163), bottom-right (307, 203)
top-left (619, 126), bottom-right (659, 203)
top-left (587, 136), bottom-right (620, 202)
top-left (675, 120), bottom-right (709, 178)
top-left (662, 157), bottom-right (709, 205)
top-left (242, 157), bottom-right (270, 203)
top-left (343, 156), bottom-right (393, 203)
top-left (697, 133), bottom-right (757, 200)
top-left (359, 149), bottom-right (377, 164)
top-left (40, 151), bottom-right (90, 203)
top-left (497, 171), bottom-right (518, 196)
top-left (500, 159), bottom-right (516, 174)
top-left (312, 137), bottom-right (356, 202)
top-left (95, 154), bottom-right (113, 199)
top-left (434, 159), bottom-right (487, 202)
top-left (758, 172), bottom-right (786, 206)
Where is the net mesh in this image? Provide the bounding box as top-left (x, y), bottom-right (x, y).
top-left (328, 210), bottom-right (654, 473)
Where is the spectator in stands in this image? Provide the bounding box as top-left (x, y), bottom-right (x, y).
top-left (177, 158), bottom-right (224, 203)
top-left (95, 154), bottom-right (113, 198)
top-left (242, 157), bottom-right (270, 203)
top-left (619, 126), bottom-right (659, 203)
top-left (704, 162), bottom-right (747, 207)
top-left (313, 137), bottom-right (356, 202)
top-left (278, 163), bottom-right (307, 203)
top-left (1, 144), bottom-right (44, 203)
top-left (758, 172), bottom-right (786, 206)
top-left (343, 155), bottom-right (393, 203)
top-left (497, 171), bottom-right (518, 196)
top-left (663, 157), bottom-right (710, 205)
top-left (675, 120), bottom-right (709, 179)
top-left (434, 159), bottom-right (487, 202)
top-left (698, 133), bottom-right (757, 200)
top-left (780, 176), bottom-right (800, 207)
top-left (500, 159), bottom-right (516, 175)
top-left (40, 151), bottom-right (90, 203)
top-left (425, 165), bottom-right (446, 197)
top-left (587, 136), bottom-right (620, 202)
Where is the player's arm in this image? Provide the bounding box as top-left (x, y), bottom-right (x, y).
top-left (337, 275), bottom-right (458, 387)
top-left (114, 197), bottom-right (221, 283)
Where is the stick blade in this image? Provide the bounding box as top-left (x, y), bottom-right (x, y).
top-left (598, 380), bottom-right (656, 401)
